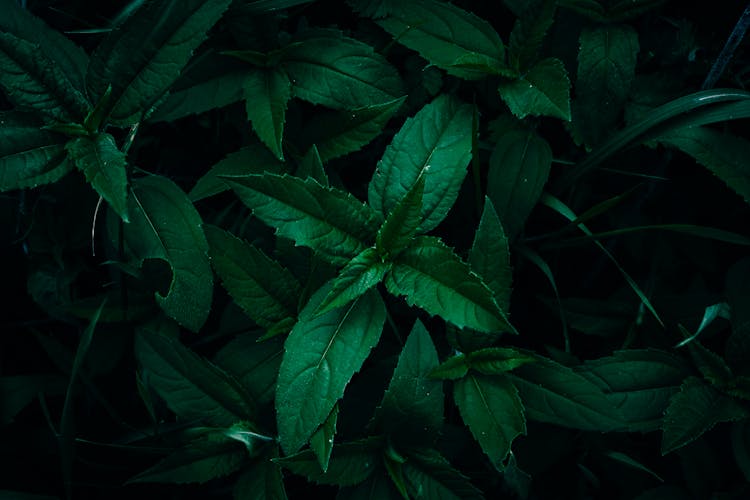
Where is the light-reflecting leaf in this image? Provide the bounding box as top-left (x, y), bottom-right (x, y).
top-left (310, 404), bottom-right (339, 473)
top-left (498, 58), bottom-right (571, 121)
top-left (244, 67), bottom-right (291, 160)
top-left (316, 247), bottom-right (390, 315)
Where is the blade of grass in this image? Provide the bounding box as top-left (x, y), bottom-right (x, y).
top-left (545, 224), bottom-right (750, 248)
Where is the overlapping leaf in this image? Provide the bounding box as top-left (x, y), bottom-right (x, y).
top-left (498, 58), bottom-right (571, 121)
top-left (402, 448), bottom-right (484, 500)
top-left (316, 247), bottom-right (390, 315)
top-left (275, 438), bottom-right (381, 485)
top-left (469, 197), bottom-right (512, 312)
top-left (244, 67), bottom-right (291, 160)
top-left (233, 452), bottom-right (288, 500)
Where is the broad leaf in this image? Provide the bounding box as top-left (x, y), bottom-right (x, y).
top-left (487, 128), bottom-right (552, 239)
top-left (276, 286), bottom-right (385, 454)
top-left (310, 404), bottom-right (339, 473)
top-left (402, 447), bottom-right (484, 500)
top-left (385, 236), bottom-right (515, 334)
top-left (469, 197), bottom-right (512, 312)
top-left (454, 373), bottom-right (525, 468)
top-left (244, 67), bottom-right (291, 160)
top-left (135, 324), bottom-right (256, 426)
top-left (233, 452), bottom-right (288, 500)
top-left (281, 29), bottom-right (404, 110)
top-left (498, 58), bottom-right (571, 121)
top-left (112, 175), bottom-right (213, 331)
top-left (376, 0), bottom-right (509, 80)
top-left (205, 225), bottom-right (301, 328)
top-left (661, 376), bottom-right (749, 455)
top-left (274, 438), bottom-right (381, 486)
top-left (371, 320), bottom-right (443, 445)
top-left (226, 173), bottom-right (379, 265)
top-left (375, 173), bottom-right (425, 257)
top-left (66, 133), bottom-right (129, 222)
top-left (0, 32), bottom-right (88, 122)
top-left (87, 0), bottom-right (234, 125)
top-left (316, 247), bottom-right (390, 315)
top-left (368, 94), bottom-right (473, 232)
top-left (507, 0), bottom-right (556, 71)
top-left (0, 111), bottom-right (71, 191)
top-left (573, 24), bottom-right (639, 147)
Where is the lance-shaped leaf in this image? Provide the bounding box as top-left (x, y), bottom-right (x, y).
top-left (376, 0), bottom-right (510, 80)
top-left (297, 145), bottom-right (328, 186)
top-left (310, 404), bottom-right (339, 473)
top-left (233, 450), bottom-right (288, 500)
top-left (376, 172), bottom-right (425, 257)
top-left (135, 326), bottom-right (256, 426)
top-left (112, 174), bottom-right (213, 331)
top-left (454, 373), bottom-right (526, 468)
top-left (487, 128), bottom-right (552, 239)
top-left (368, 94), bottom-right (473, 232)
top-left (0, 111), bottom-right (71, 191)
top-left (385, 236), bottom-right (515, 334)
top-left (276, 286), bottom-right (385, 454)
top-left (316, 247), bottom-right (390, 315)
top-left (281, 29), bottom-right (404, 110)
top-left (498, 58), bottom-right (571, 121)
top-left (469, 197), bottom-right (512, 312)
top-left (431, 347), bottom-right (535, 380)
top-left (0, 32), bottom-right (88, 122)
top-left (244, 67), bottom-right (291, 160)
top-left (87, 0), bottom-right (234, 125)
top-left (402, 448), bottom-right (484, 500)
top-left (662, 376), bottom-right (749, 455)
top-left (302, 97), bottom-right (405, 162)
top-left (371, 320), bottom-right (443, 446)
top-left (66, 132), bottom-right (129, 222)
top-left (205, 225), bottom-right (301, 328)
top-left (225, 173), bottom-right (379, 265)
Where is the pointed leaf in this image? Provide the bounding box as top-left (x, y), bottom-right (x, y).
top-left (430, 354), bottom-right (469, 381)
top-left (205, 225), bottom-right (301, 328)
top-left (233, 452), bottom-right (288, 500)
top-left (310, 404), bottom-right (339, 473)
top-left (66, 133), bottom-right (129, 222)
top-left (507, 0), bottom-right (557, 71)
top-left (454, 373), bottom-right (526, 467)
top-left (281, 29), bottom-right (404, 110)
top-left (402, 448), bottom-right (484, 500)
top-left (376, 0), bottom-right (509, 80)
top-left (316, 247), bottom-right (390, 315)
top-left (372, 320), bottom-right (443, 445)
top-left (662, 377), bottom-right (749, 455)
top-left (467, 347), bottom-right (536, 375)
top-left (244, 67), bottom-right (291, 160)
top-left (0, 111), bottom-right (71, 191)
top-left (276, 286), bottom-right (386, 454)
top-left (385, 236), bottom-right (515, 334)
top-left (226, 173), bottom-right (379, 265)
top-left (368, 94), bottom-right (473, 232)
top-left (498, 58), bottom-right (571, 121)
top-left (87, 0), bottom-right (234, 125)
top-left (487, 128), bottom-right (552, 239)
top-left (469, 197), bottom-right (512, 312)
top-left (297, 144), bottom-right (328, 185)
top-left (135, 325), bottom-right (256, 426)
top-left (337, 468), bottom-right (404, 500)
top-left (274, 438), bottom-right (381, 486)
top-left (111, 175), bottom-right (213, 331)
top-left (376, 173), bottom-right (425, 257)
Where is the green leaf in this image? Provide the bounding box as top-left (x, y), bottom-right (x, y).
top-left (466, 348), bottom-right (536, 375)
top-left (66, 133), bottom-right (129, 222)
top-left (454, 373), bottom-right (526, 468)
top-left (402, 447), bottom-right (484, 500)
top-left (276, 286), bottom-right (385, 454)
top-left (573, 24), bottom-right (639, 147)
top-left (205, 225), bottom-right (301, 328)
top-left (189, 143), bottom-right (286, 201)
top-left (281, 29), bottom-right (404, 110)
top-left (385, 236), bottom-right (515, 334)
top-left (0, 111), bottom-right (71, 191)
top-left (376, 0), bottom-right (509, 80)
top-left (112, 174), bottom-right (213, 331)
top-left (135, 324), bottom-right (256, 426)
top-left (658, 127), bottom-right (750, 205)
top-left (128, 433), bottom-right (247, 484)
top-left (368, 94), bottom-right (473, 232)
top-left (233, 452), bottom-right (288, 500)
top-left (226, 173), bottom-right (379, 265)
top-left (316, 247), bottom-right (390, 315)
top-left (662, 377), bottom-right (749, 455)
top-left (244, 67), bottom-right (291, 160)
top-left (469, 197), bottom-right (512, 312)
top-left (87, 0), bottom-right (234, 125)
top-left (303, 97), bottom-right (405, 163)
top-left (726, 258), bottom-right (750, 375)
top-left (0, 374), bottom-right (65, 425)
top-left (371, 320), bottom-right (443, 445)
top-left (274, 438), bottom-right (381, 486)
top-left (376, 173), bottom-right (425, 257)
top-left (498, 58), bottom-right (571, 121)
top-left (297, 145), bottom-right (328, 186)
top-left (506, 354), bottom-right (623, 431)
top-left (337, 469), bottom-right (404, 500)
top-left (507, 0), bottom-right (556, 71)
top-left (0, 31), bottom-right (89, 122)
top-left (487, 129), bottom-right (552, 239)
top-left (310, 404), bottom-right (339, 473)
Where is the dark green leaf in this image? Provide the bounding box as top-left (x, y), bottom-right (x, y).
top-left (402, 447), bottom-right (484, 500)
top-left (226, 173), bottom-right (379, 265)
top-left (205, 225), bottom-right (301, 328)
top-left (487, 128), bottom-right (552, 239)
top-left (386, 236), bottom-right (515, 334)
top-left (507, 0), bottom-right (556, 71)
top-left (336, 468), bottom-right (403, 500)
top-left (376, 173), bottom-right (425, 258)
top-left (244, 67), bottom-right (291, 160)
top-left (66, 133), bottom-right (129, 222)
top-left (310, 404), bottom-right (339, 473)
top-left (726, 258), bottom-right (750, 375)
top-left (467, 348), bottom-right (536, 375)
top-left (87, 0), bottom-right (234, 125)
top-left (0, 374), bottom-right (65, 425)
top-left (316, 247), bottom-right (390, 315)
top-left (276, 286), bottom-right (385, 454)
top-left (274, 438), bottom-right (381, 486)
top-left (135, 323), bottom-right (255, 426)
top-left (297, 144), bottom-right (328, 185)
top-left (498, 58), bottom-right (571, 121)
top-left (662, 377), bottom-right (749, 455)
top-left (731, 420), bottom-right (750, 483)
top-left (368, 94), bottom-right (473, 232)
top-left (469, 197), bottom-right (512, 312)
top-left (233, 453), bottom-right (288, 500)
top-left (454, 373), bottom-right (525, 468)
